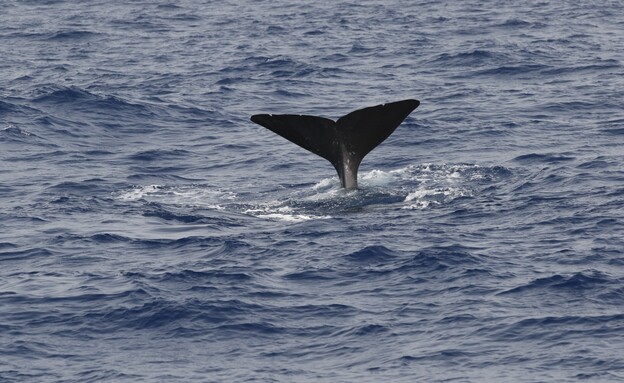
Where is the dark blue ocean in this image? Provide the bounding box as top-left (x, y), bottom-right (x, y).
top-left (2, 1), bottom-right (624, 382)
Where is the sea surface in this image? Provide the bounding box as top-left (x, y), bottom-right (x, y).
top-left (1, 1), bottom-right (624, 382)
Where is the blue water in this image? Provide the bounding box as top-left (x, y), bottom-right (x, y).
top-left (1, 1), bottom-right (624, 382)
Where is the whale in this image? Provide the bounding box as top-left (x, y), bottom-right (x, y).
top-left (251, 99), bottom-right (420, 190)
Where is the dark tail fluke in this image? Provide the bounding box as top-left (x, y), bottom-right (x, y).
top-left (250, 99), bottom-right (420, 189)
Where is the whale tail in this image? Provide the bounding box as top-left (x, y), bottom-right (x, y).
top-left (250, 99), bottom-right (420, 189)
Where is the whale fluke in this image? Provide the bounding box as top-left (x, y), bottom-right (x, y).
top-left (251, 99), bottom-right (420, 189)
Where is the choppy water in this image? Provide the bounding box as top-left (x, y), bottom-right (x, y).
top-left (2, 1), bottom-right (624, 382)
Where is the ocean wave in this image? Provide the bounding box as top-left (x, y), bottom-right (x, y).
top-left (127, 149), bottom-right (192, 162)
top-left (395, 245), bottom-right (484, 273)
top-left (468, 64), bottom-right (549, 77)
top-left (501, 273), bottom-right (608, 295)
top-left (540, 61), bottom-right (621, 76)
top-left (496, 18), bottom-right (535, 28)
top-left (513, 153), bottom-right (576, 164)
top-left (32, 86), bottom-right (150, 114)
top-left (431, 49), bottom-right (509, 66)
top-left (46, 30), bottom-right (100, 40)
top-left (484, 313), bottom-right (624, 342)
top-left (0, 125), bottom-right (49, 146)
top-left (343, 245), bottom-right (400, 264)
top-left (0, 247), bottom-right (54, 261)
top-left (0, 100), bottom-right (20, 114)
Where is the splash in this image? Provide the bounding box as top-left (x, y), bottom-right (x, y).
top-left (114, 163), bottom-right (509, 220)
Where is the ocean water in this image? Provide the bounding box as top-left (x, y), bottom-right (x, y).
top-left (1, 1), bottom-right (624, 382)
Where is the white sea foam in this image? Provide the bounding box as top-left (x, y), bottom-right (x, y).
top-left (2, 124), bottom-right (33, 136)
top-left (243, 205), bottom-right (331, 222)
top-left (394, 164), bottom-right (480, 209)
top-left (117, 184), bottom-right (162, 201)
top-left (116, 185), bottom-right (236, 210)
top-left (312, 177), bottom-right (335, 190)
top-left (360, 169), bottom-right (396, 187)
top-left (115, 163), bottom-right (484, 216)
